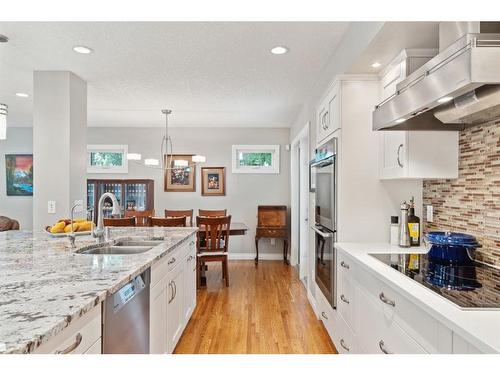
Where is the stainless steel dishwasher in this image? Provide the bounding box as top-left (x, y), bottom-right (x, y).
top-left (102, 268), bottom-right (150, 354)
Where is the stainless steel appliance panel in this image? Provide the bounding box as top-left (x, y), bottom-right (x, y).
top-left (313, 226), bottom-right (336, 307)
top-left (103, 269), bottom-right (150, 354)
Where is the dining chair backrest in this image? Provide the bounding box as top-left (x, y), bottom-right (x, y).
top-left (198, 209), bottom-right (227, 218)
top-left (196, 215), bottom-right (231, 253)
top-left (150, 216), bottom-right (186, 227)
top-left (165, 209), bottom-right (193, 227)
top-left (103, 217), bottom-right (136, 227)
top-left (125, 209), bottom-right (154, 227)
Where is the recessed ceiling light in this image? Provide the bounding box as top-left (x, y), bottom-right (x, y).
top-left (371, 62), bottom-right (381, 68)
top-left (395, 118), bottom-right (407, 124)
top-left (15, 93), bottom-right (29, 98)
top-left (438, 96), bottom-right (453, 103)
top-left (270, 46), bottom-right (289, 55)
top-left (73, 45), bottom-right (93, 54)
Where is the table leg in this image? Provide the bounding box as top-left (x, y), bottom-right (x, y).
top-left (283, 238), bottom-right (289, 265)
top-left (255, 237), bottom-right (259, 264)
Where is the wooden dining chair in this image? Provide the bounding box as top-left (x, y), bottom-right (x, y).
top-left (103, 217), bottom-right (136, 227)
top-left (125, 209), bottom-right (154, 227)
top-left (196, 215), bottom-right (231, 288)
top-left (198, 209), bottom-right (227, 217)
top-left (165, 209), bottom-right (193, 227)
top-left (150, 217), bottom-right (186, 227)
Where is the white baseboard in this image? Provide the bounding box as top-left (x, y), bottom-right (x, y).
top-left (228, 252), bottom-right (284, 260)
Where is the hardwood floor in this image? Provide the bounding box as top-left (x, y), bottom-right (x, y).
top-left (174, 260), bottom-right (336, 354)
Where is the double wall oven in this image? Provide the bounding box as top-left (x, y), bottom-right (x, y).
top-left (311, 138), bottom-right (337, 308)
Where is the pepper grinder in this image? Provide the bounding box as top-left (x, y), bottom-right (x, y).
top-left (399, 201), bottom-right (411, 248)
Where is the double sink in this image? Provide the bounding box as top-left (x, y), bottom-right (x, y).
top-left (77, 239), bottom-right (164, 255)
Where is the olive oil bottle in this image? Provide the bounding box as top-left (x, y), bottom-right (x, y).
top-left (408, 197), bottom-right (421, 247)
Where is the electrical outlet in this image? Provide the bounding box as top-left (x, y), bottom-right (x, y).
top-left (270, 238), bottom-right (276, 246)
top-left (426, 205), bottom-right (434, 222)
top-left (47, 201), bottom-right (56, 214)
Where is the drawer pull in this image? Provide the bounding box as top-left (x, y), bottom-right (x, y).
top-left (340, 261), bottom-right (349, 269)
top-left (187, 255), bottom-right (193, 262)
top-left (321, 311), bottom-right (328, 320)
top-left (189, 241), bottom-right (195, 246)
top-left (379, 340), bottom-right (392, 354)
top-left (55, 333), bottom-right (82, 354)
top-left (168, 282), bottom-right (174, 303)
top-left (379, 292), bottom-right (396, 307)
top-left (168, 257), bottom-right (176, 265)
top-left (340, 294), bottom-right (350, 304)
top-left (340, 339), bottom-right (350, 352)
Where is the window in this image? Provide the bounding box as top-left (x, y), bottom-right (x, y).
top-left (231, 145), bottom-right (280, 174)
top-left (87, 145), bottom-right (128, 173)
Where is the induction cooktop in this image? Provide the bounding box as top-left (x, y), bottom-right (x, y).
top-left (369, 253), bottom-right (500, 310)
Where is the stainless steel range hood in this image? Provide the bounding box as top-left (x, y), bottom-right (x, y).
top-left (373, 32), bottom-right (500, 131)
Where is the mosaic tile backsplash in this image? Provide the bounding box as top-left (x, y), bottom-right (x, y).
top-left (423, 119), bottom-right (500, 266)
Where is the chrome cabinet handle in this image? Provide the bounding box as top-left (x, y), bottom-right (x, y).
top-left (379, 292), bottom-right (396, 307)
top-left (187, 255), bottom-right (193, 262)
top-left (189, 241), bottom-right (195, 246)
top-left (168, 257), bottom-right (176, 265)
top-left (379, 340), bottom-right (392, 354)
top-left (340, 339), bottom-right (350, 352)
top-left (324, 111), bottom-right (329, 129)
top-left (340, 294), bottom-right (350, 304)
top-left (321, 311), bottom-right (328, 320)
top-left (397, 144), bottom-right (404, 168)
top-left (55, 333), bottom-right (82, 354)
top-left (168, 282), bottom-right (174, 303)
top-left (340, 261), bottom-right (349, 269)
top-left (172, 280), bottom-right (177, 301)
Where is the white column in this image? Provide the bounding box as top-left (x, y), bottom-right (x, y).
top-left (33, 71), bottom-right (87, 230)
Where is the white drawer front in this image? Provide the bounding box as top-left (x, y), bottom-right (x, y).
top-left (337, 272), bottom-right (353, 329)
top-left (335, 315), bottom-right (357, 354)
top-left (84, 338), bottom-right (102, 354)
top-left (34, 305), bottom-right (101, 354)
top-left (355, 285), bottom-right (426, 354)
top-left (151, 235), bottom-right (195, 286)
top-left (352, 260), bottom-right (451, 353)
top-left (315, 283), bottom-right (336, 340)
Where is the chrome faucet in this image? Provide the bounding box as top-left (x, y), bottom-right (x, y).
top-left (93, 192), bottom-right (121, 243)
top-left (68, 202), bottom-right (83, 249)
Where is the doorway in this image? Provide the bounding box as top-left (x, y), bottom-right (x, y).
top-left (291, 122), bottom-right (310, 286)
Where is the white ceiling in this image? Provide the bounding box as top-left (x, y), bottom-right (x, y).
top-left (0, 22), bottom-right (349, 128)
top-left (348, 22), bottom-right (439, 74)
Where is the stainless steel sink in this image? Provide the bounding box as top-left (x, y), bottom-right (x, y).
top-left (77, 239), bottom-right (164, 255)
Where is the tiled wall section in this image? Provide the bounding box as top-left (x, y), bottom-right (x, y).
top-left (423, 119), bottom-right (500, 266)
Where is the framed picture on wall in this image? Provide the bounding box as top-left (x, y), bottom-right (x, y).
top-left (164, 154), bottom-right (196, 192)
top-left (201, 167), bottom-right (226, 196)
top-left (5, 154), bottom-right (33, 196)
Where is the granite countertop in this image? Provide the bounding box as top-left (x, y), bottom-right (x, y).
top-left (0, 227), bottom-right (197, 354)
top-left (335, 242), bottom-right (500, 354)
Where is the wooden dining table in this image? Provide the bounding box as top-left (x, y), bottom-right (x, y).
top-left (197, 222), bottom-right (248, 286)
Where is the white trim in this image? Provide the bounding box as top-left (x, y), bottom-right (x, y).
top-left (307, 288), bottom-right (319, 318)
top-left (87, 144), bottom-right (128, 174)
top-left (228, 252), bottom-right (283, 260)
top-left (231, 144), bottom-right (280, 174)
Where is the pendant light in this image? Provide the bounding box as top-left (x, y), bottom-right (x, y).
top-left (127, 109), bottom-right (206, 170)
top-left (0, 103), bottom-right (7, 140)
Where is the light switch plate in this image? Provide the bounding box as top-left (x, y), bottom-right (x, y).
top-left (47, 201), bottom-right (56, 214)
top-left (426, 205), bottom-right (433, 222)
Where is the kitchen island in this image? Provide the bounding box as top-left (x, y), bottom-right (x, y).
top-left (0, 227), bottom-right (196, 354)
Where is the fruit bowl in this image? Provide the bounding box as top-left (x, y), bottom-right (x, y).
top-left (45, 227), bottom-right (92, 238)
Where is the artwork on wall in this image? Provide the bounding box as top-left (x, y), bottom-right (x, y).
top-left (201, 167), bottom-right (226, 196)
top-left (87, 144), bottom-right (129, 173)
top-left (164, 154), bottom-right (196, 192)
top-left (5, 154), bottom-right (33, 196)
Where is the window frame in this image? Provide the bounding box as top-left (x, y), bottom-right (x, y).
top-left (86, 144), bottom-right (129, 174)
top-left (231, 145), bottom-right (280, 174)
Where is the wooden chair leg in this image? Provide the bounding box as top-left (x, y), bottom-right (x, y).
top-left (223, 258), bottom-right (229, 287)
top-left (196, 257), bottom-right (201, 289)
top-left (222, 259), bottom-right (226, 280)
top-left (254, 237), bottom-right (259, 264)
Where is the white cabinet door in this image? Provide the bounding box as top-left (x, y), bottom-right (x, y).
top-left (167, 261), bottom-right (185, 353)
top-left (316, 83), bottom-right (340, 145)
top-left (184, 246), bottom-right (197, 324)
top-left (379, 131), bottom-right (408, 179)
top-left (150, 275), bottom-right (168, 354)
top-left (316, 98), bottom-right (329, 144)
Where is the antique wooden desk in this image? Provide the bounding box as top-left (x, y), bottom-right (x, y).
top-left (255, 205), bottom-right (289, 264)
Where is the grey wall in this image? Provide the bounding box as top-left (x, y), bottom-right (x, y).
top-left (0, 127), bottom-right (33, 229)
top-left (87, 127), bottom-right (291, 256)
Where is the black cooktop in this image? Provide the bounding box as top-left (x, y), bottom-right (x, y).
top-left (370, 253), bottom-right (500, 309)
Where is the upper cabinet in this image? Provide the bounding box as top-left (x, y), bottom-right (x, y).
top-left (316, 82), bottom-right (340, 145)
top-left (377, 49), bottom-right (459, 180)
